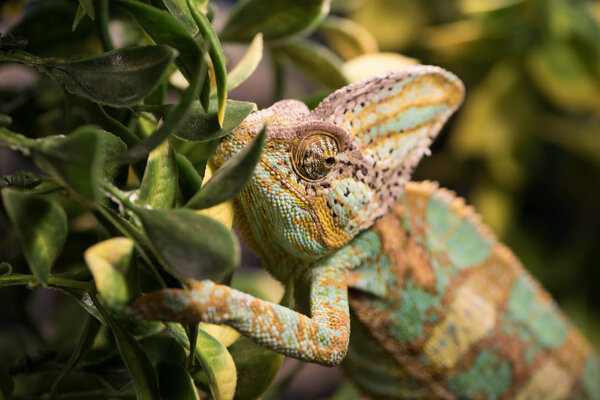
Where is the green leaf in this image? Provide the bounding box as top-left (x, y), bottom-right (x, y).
top-left (158, 361), bottom-right (200, 400)
top-left (272, 39), bottom-right (348, 89)
top-left (162, 0), bottom-right (199, 36)
top-left (114, 0), bottom-right (208, 163)
top-left (186, 127), bottom-right (264, 209)
top-left (0, 263), bottom-right (11, 276)
top-left (174, 100), bottom-right (256, 142)
top-left (228, 335), bottom-right (283, 400)
top-left (92, 294), bottom-right (160, 400)
top-left (318, 16), bottom-right (379, 60)
top-left (78, 0), bottom-right (95, 20)
top-left (38, 128), bottom-right (127, 201)
top-left (0, 126), bottom-right (128, 202)
top-left (133, 208), bottom-right (239, 282)
top-left (0, 46), bottom-right (177, 107)
top-left (54, 45), bottom-right (176, 107)
top-left (526, 41), bottom-right (600, 114)
top-left (220, 0), bottom-right (330, 42)
top-left (1, 190), bottom-right (67, 284)
top-left (140, 334), bottom-right (187, 365)
top-left (138, 140), bottom-right (178, 209)
top-left (8, 3), bottom-right (96, 57)
top-left (176, 153), bottom-right (203, 203)
top-left (187, 0), bottom-right (227, 126)
top-left (84, 238), bottom-right (139, 309)
top-left (115, 0), bottom-right (208, 163)
top-left (116, 0), bottom-right (204, 88)
top-left (72, 5), bottom-right (88, 31)
top-left (73, 0), bottom-right (95, 31)
top-left (222, 33), bottom-right (263, 93)
top-left (50, 315), bottom-right (102, 397)
top-left (165, 323), bottom-right (237, 400)
top-left (136, 100), bottom-right (256, 142)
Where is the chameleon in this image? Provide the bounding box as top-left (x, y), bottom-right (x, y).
top-left (134, 65), bottom-right (600, 399)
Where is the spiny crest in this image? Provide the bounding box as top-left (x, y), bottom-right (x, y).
top-left (214, 66), bottom-right (465, 273)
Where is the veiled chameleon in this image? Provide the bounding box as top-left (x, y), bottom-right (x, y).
top-left (135, 66), bottom-right (600, 399)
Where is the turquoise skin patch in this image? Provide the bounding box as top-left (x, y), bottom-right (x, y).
top-left (446, 221), bottom-right (492, 270)
top-left (426, 195), bottom-right (492, 271)
top-left (327, 178), bottom-right (376, 236)
top-left (375, 105), bottom-right (447, 138)
top-left (583, 354), bottom-right (600, 398)
top-left (446, 349), bottom-right (512, 399)
top-left (424, 194), bottom-right (492, 281)
top-left (503, 276), bottom-right (568, 349)
top-left (388, 280), bottom-right (441, 344)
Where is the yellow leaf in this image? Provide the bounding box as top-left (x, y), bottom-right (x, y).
top-left (420, 19), bottom-right (486, 58)
top-left (459, 0), bottom-right (526, 14)
top-left (199, 323), bottom-right (240, 347)
top-left (471, 184), bottom-right (514, 237)
top-left (450, 61), bottom-right (525, 188)
top-left (225, 33), bottom-right (263, 93)
top-left (342, 52), bottom-right (419, 83)
top-left (195, 163), bottom-right (234, 229)
top-left (318, 16), bottom-right (378, 60)
top-left (350, 0), bottom-right (426, 50)
top-left (84, 237), bottom-right (137, 308)
top-left (527, 43), bottom-right (600, 114)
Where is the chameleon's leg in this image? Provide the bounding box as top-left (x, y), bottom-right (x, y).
top-left (132, 233), bottom-right (380, 366)
top-left (133, 266), bottom-right (348, 365)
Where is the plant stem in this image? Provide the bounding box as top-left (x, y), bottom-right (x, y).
top-left (95, 0), bottom-right (115, 51)
top-left (0, 273), bottom-right (35, 286)
top-left (0, 274), bottom-right (94, 292)
top-left (99, 105), bottom-right (142, 147)
top-left (48, 277), bottom-right (94, 292)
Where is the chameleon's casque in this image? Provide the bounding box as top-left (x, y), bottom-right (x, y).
top-left (135, 66), bottom-right (600, 399)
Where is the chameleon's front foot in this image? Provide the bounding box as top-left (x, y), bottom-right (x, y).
top-left (132, 278), bottom-right (350, 366)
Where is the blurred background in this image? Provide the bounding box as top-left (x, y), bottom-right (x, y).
top-left (1, 0), bottom-right (599, 398)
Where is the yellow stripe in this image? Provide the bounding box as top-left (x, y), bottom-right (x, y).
top-left (424, 284), bottom-right (496, 370)
top-left (514, 359), bottom-right (572, 400)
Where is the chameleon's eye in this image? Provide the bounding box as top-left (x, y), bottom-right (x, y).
top-left (293, 133), bottom-right (339, 181)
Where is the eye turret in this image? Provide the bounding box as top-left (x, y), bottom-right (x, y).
top-left (293, 133), bottom-right (339, 182)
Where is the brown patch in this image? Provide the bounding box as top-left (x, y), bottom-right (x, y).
top-left (403, 181), bottom-right (437, 241)
top-left (553, 328), bottom-right (591, 377)
top-left (372, 210), bottom-right (436, 292)
top-left (464, 244), bottom-right (521, 306)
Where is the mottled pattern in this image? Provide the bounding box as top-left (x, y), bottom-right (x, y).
top-left (133, 66), bottom-right (599, 399)
top-left (348, 181), bottom-right (600, 399)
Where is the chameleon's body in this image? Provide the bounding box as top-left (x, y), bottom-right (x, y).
top-left (135, 66), bottom-right (600, 399)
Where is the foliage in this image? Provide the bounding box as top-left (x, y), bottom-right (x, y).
top-left (0, 0), bottom-right (599, 399)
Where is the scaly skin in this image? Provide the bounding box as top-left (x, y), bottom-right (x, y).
top-left (134, 66), bottom-right (600, 399)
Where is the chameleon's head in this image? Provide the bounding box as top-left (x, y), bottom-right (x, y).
top-left (214, 66), bottom-right (464, 272)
